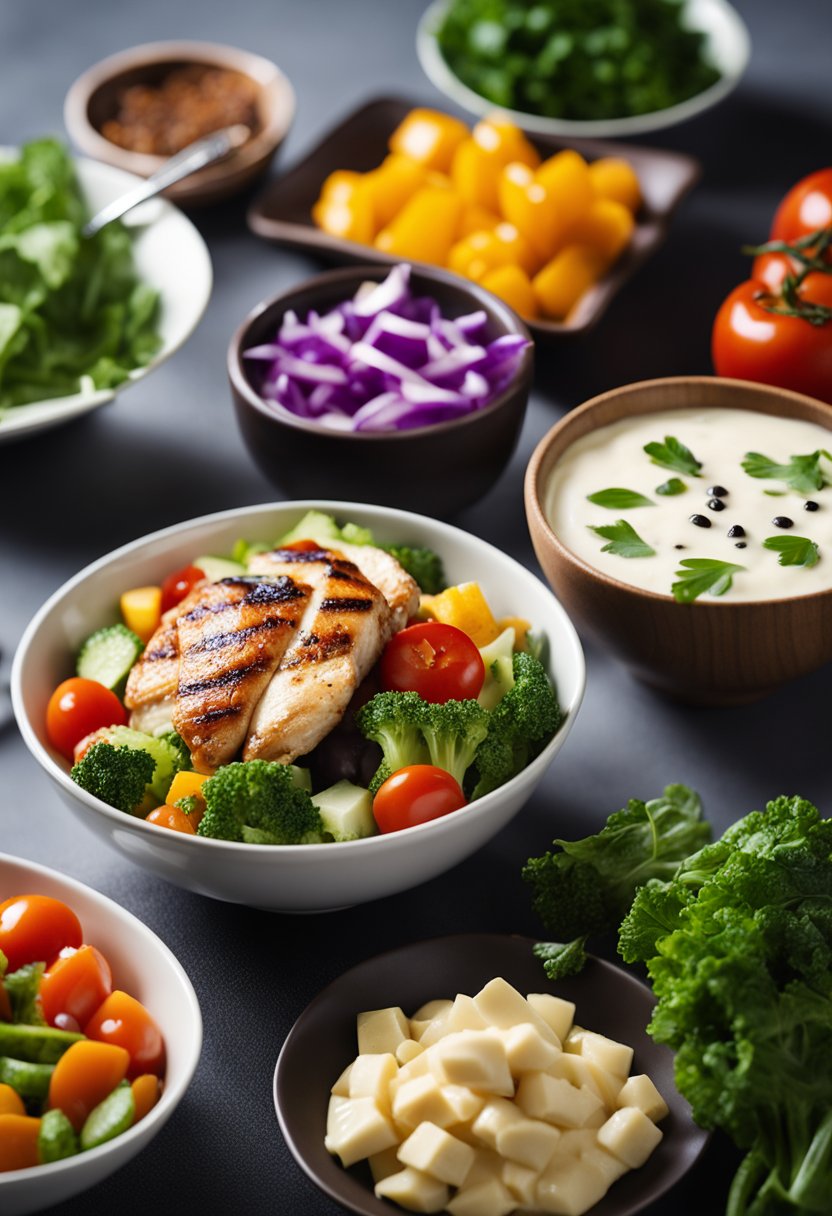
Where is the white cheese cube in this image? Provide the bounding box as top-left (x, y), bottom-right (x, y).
top-left (497, 1115), bottom-right (561, 1171)
top-left (324, 1095), bottom-right (398, 1167)
top-left (502, 1022), bottom-right (561, 1074)
top-left (465, 1148), bottom-right (505, 1188)
top-left (411, 1000), bottom-right (453, 1042)
top-left (397, 1122), bottom-right (476, 1186)
top-left (573, 1030), bottom-right (634, 1079)
top-left (397, 1039), bottom-right (426, 1066)
top-left (527, 993), bottom-right (575, 1042)
top-left (442, 993), bottom-right (489, 1036)
top-left (598, 1106), bottom-right (663, 1168)
top-left (547, 1053), bottom-right (603, 1098)
top-left (471, 1098), bottom-right (523, 1150)
top-left (552, 1128), bottom-right (598, 1159)
top-left (429, 1030), bottom-right (514, 1097)
top-left (447, 1177), bottom-right (516, 1216)
top-left (369, 1146), bottom-right (404, 1183)
top-left (331, 1063), bottom-right (352, 1096)
top-left (440, 1084), bottom-right (486, 1126)
top-left (393, 1074), bottom-right (468, 1133)
top-left (616, 1074), bottom-right (669, 1122)
top-left (563, 1026), bottom-right (587, 1054)
top-left (516, 1073), bottom-right (604, 1128)
top-left (349, 1053), bottom-right (398, 1115)
top-left (583, 1060), bottom-right (625, 1110)
top-left (580, 1145), bottom-right (628, 1186)
top-left (502, 1159), bottom-right (540, 1206)
top-left (536, 1157), bottom-right (610, 1215)
top-left (395, 1051), bottom-right (432, 1088)
top-left (473, 978), bottom-right (557, 1043)
top-left (358, 1006), bottom-right (410, 1055)
top-left (375, 1166), bottom-right (450, 1213)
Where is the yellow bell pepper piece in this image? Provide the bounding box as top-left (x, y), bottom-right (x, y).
top-left (312, 174), bottom-right (375, 244)
top-left (496, 616), bottom-right (531, 651)
top-left (388, 108), bottom-right (469, 173)
top-left (459, 204), bottom-right (501, 237)
top-left (588, 157), bottom-right (642, 213)
top-left (420, 582), bottom-right (500, 647)
top-left (533, 245), bottom-right (607, 320)
top-left (317, 169), bottom-right (365, 205)
top-left (535, 150), bottom-right (594, 231)
top-left (120, 587), bottom-right (162, 643)
top-left (498, 163), bottom-right (564, 262)
top-left (451, 138), bottom-right (502, 212)
top-left (480, 264), bottom-right (537, 318)
top-left (448, 222), bottom-right (537, 282)
top-left (567, 198), bottom-right (635, 264)
top-left (374, 188), bottom-right (465, 265)
top-left (364, 155), bottom-right (427, 229)
top-left (472, 116), bottom-right (540, 170)
top-left (166, 771), bottom-right (209, 806)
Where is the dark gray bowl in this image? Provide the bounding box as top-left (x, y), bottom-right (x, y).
top-left (228, 265), bottom-right (532, 515)
top-left (274, 933), bottom-right (710, 1216)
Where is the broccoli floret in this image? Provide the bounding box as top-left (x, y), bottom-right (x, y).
top-left (355, 691), bottom-right (429, 794)
top-left (157, 730), bottom-right (192, 769)
top-left (174, 794), bottom-right (201, 818)
top-left (71, 742), bottom-right (155, 814)
top-left (95, 726), bottom-right (188, 802)
top-left (471, 651), bottom-right (562, 800)
top-left (197, 760), bottom-right (324, 845)
top-left (418, 699), bottom-right (490, 788)
top-left (385, 545), bottom-right (446, 594)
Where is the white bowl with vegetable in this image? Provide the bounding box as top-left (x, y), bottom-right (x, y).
top-left (0, 852), bottom-right (201, 1216)
top-left (0, 140), bottom-right (211, 443)
top-left (12, 501), bottom-right (585, 912)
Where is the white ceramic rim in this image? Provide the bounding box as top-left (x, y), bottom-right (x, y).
top-left (0, 851), bottom-right (202, 1183)
top-left (11, 499), bottom-right (586, 859)
top-left (417, 0), bottom-right (751, 138)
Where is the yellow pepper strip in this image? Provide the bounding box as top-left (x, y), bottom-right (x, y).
top-left (533, 245), bottom-right (607, 320)
top-left (448, 222), bottom-right (537, 281)
top-left (535, 150), bottom-right (595, 231)
top-left (588, 157), bottom-right (642, 213)
top-left (499, 163), bottom-right (564, 262)
top-left (166, 770), bottom-right (209, 806)
top-left (388, 108), bottom-right (469, 173)
top-left (120, 587), bottom-right (162, 643)
top-left (472, 116), bottom-right (540, 170)
top-left (374, 187), bottom-right (465, 265)
top-left (364, 155), bottom-right (427, 229)
top-left (312, 174), bottom-right (375, 243)
top-left (496, 616), bottom-right (531, 651)
top-left (567, 199), bottom-right (635, 265)
top-left (317, 169), bottom-right (365, 205)
top-left (459, 204), bottom-right (501, 237)
top-left (421, 582), bottom-right (500, 647)
top-left (480, 264), bottom-right (537, 318)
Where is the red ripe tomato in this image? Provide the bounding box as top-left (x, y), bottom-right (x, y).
top-left (46, 678), bottom-right (127, 761)
top-left (40, 945), bottom-right (113, 1028)
top-left (0, 896), bottom-right (83, 973)
top-left (751, 251), bottom-right (801, 294)
top-left (84, 990), bottom-right (165, 1079)
top-left (771, 168), bottom-right (832, 247)
top-left (373, 765), bottom-right (467, 833)
top-left (712, 276), bottom-right (832, 404)
top-left (160, 564), bottom-right (205, 613)
top-left (380, 622), bottom-right (485, 703)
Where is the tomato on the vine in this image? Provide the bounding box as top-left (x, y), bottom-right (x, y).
top-left (380, 621), bottom-right (485, 703)
top-left (771, 168), bottom-right (832, 248)
top-left (0, 895), bottom-right (83, 972)
top-left (46, 678), bottom-right (127, 761)
top-left (160, 564), bottom-right (205, 614)
top-left (372, 765), bottom-right (467, 833)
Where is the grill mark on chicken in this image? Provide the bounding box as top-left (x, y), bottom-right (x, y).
top-left (319, 597), bottom-right (375, 613)
top-left (191, 705), bottom-right (243, 726)
top-left (144, 641), bottom-right (177, 662)
top-left (186, 616), bottom-right (296, 655)
top-left (179, 576), bottom-right (304, 624)
top-left (178, 656), bottom-right (273, 697)
top-left (124, 581), bottom-right (209, 714)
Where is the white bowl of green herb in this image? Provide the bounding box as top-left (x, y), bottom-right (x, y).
top-left (0, 139), bottom-right (211, 443)
top-left (418, 0), bottom-right (750, 138)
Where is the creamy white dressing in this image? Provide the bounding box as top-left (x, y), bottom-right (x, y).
top-left (545, 407), bottom-right (832, 602)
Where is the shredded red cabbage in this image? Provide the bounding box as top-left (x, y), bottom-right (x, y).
top-left (243, 265), bottom-right (530, 432)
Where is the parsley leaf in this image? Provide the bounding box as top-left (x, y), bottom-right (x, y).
top-left (655, 477), bottom-right (687, 496)
top-left (533, 937), bottom-right (588, 981)
top-left (588, 519), bottom-right (656, 558)
top-left (643, 436), bottom-right (702, 477)
top-left (742, 449), bottom-right (832, 493)
top-left (671, 558), bottom-right (745, 602)
top-left (763, 535), bottom-right (820, 567)
top-left (587, 488), bottom-right (654, 509)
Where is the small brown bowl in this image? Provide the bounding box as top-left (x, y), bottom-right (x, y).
top-left (525, 376), bottom-right (832, 706)
top-left (228, 264), bottom-right (533, 515)
top-left (64, 40), bottom-right (295, 206)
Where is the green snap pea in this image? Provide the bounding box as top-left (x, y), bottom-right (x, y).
top-left (38, 1109), bottom-right (79, 1163)
top-left (79, 1083), bottom-right (135, 1151)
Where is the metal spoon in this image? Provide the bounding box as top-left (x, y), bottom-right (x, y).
top-left (82, 123), bottom-right (250, 237)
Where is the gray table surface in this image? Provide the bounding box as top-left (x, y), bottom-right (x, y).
top-left (1, 1), bottom-right (831, 1212)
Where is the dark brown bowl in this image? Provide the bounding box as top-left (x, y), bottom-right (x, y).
top-left (247, 96), bottom-right (700, 339)
top-left (228, 264), bottom-right (533, 515)
top-left (525, 376), bottom-right (832, 706)
top-left (274, 933), bottom-right (709, 1216)
top-left (64, 40), bottom-right (295, 206)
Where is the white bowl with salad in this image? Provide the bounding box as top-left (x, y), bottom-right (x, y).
top-left (0, 852), bottom-right (201, 1215)
top-left (12, 501), bottom-right (585, 913)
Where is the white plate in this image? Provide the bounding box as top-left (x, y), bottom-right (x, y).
top-left (417, 0), bottom-right (751, 140)
top-left (0, 154), bottom-right (212, 443)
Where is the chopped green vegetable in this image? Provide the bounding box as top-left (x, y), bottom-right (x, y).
top-left (76, 624), bottom-right (144, 693)
top-left (477, 626), bottom-right (516, 710)
top-left (198, 760), bottom-right (324, 845)
top-left (643, 435), bottom-right (702, 477)
top-left (356, 690), bottom-right (429, 795)
top-left (655, 477), bottom-right (687, 496)
top-left (38, 1108), bottom-right (79, 1163)
top-left (385, 544), bottom-right (446, 594)
top-left (671, 557), bottom-right (745, 602)
top-left (0, 1056), bottom-right (53, 1102)
top-left (4, 963), bottom-right (45, 1025)
top-left (763, 535), bottom-right (821, 567)
top-left (470, 651), bottom-right (561, 800)
top-left (587, 519), bottom-right (655, 558)
top-left (587, 488), bottom-right (654, 510)
top-left (80, 1083), bottom-right (135, 1151)
top-left (70, 742), bottom-right (156, 814)
top-left (0, 1022), bottom-right (82, 1064)
top-left (90, 726), bottom-right (190, 802)
top-left (742, 449), bottom-right (832, 493)
top-left (418, 698), bottom-right (490, 788)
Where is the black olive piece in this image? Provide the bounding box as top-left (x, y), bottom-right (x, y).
top-left (689, 514), bottom-right (711, 528)
top-left (707, 498), bottom-right (726, 511)
top-left (674, 544), bottom-right (685, 550)
top-left (707, 485), bottom-right (728, 498)
top-left (735, 542), bottom-right (747, 549)
top-left (727, 525), bottom-right (745, 538)
top-left (804, 500), bottom-right (820, 512)
top-left (772, 516), bottom-right (794, 529)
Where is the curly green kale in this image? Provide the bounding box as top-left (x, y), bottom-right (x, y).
top-left (70, 742), bottom-right (155, 814)
top-left (198, 760), bottom-right (324, 845)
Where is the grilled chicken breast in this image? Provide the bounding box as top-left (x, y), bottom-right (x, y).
top-left (124, 582), bottom-right (208, 734)
top-left (171, 575), bottom-right (312, 773)
top-left (243, 548), bottom-right (391, 763)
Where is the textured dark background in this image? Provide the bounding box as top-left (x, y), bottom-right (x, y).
top-left (1, 0), bottom-right (831, 1212)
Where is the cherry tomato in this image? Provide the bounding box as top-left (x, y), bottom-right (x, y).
top-left (46, 678), bottom-right (127, 761)
top-left (380, 622), bottom-right (485, 703)
top-left (84, 990), bottom-right (165, 1079)
top-left (373, 765), bottom-right (467, 833)
top-left (160, 563), bottom-right (205, 614)
top-left (0, 896), bottom-right (83, 973)
top-left (145, 805), bottom-right (197, 835)
top-left (40, 945), bottom-right (113, 1028)
top-left (751, 251), bottom-right (801, 294)
top-left (712, 276), bottom-right (832, 403)
top-left (771, 168), bottom-right (832, 247)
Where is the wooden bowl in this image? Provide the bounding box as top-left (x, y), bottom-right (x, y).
top-left (524, 376), bottom-right (832, 706)
top-left (64, 40), bottom-right (295, 206)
